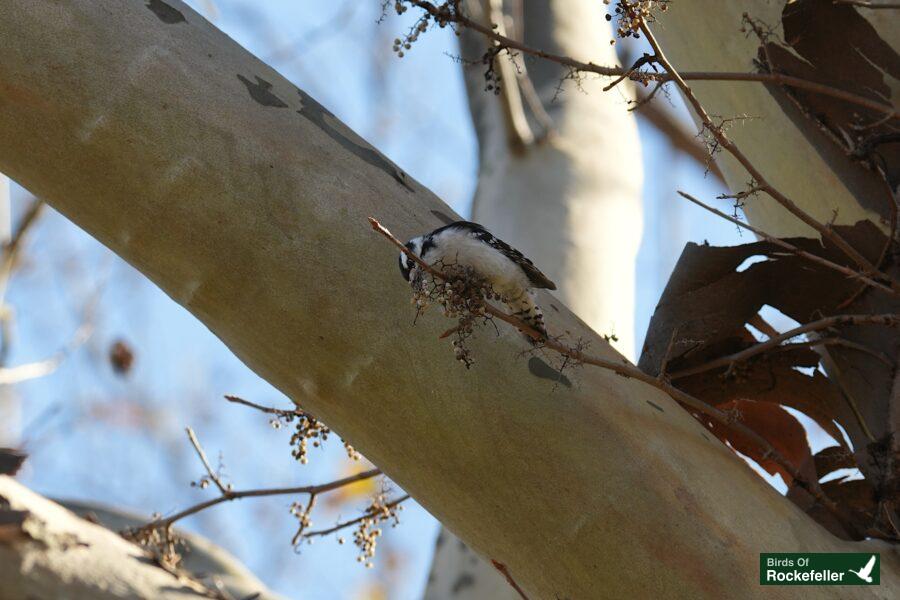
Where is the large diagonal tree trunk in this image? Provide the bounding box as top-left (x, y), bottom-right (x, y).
top-left (0, 1), bottom-right (895, 598)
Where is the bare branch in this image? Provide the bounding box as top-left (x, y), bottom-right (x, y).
top-left (185, 427), bottom-right (231, 496)
top-left (481, 0), bottom-right (535, 152)
top-left (776, 337), bottom-right (893, 367)
top-left (491, 560), bottom-right (531, 600)
top-left (0, 320), bottom-right (93, 384)
top-left (677, 191), bottom-right (896, 296)
top-left (135, 468), bottom-right (382, 532)
top-left (402, 1), bottom-right (899, 119)
top-left (634, 14), bottom-right (896, 287)
top-left (833, 0), bottom-right (900, 8)
top-left (657, 326), bottom-right (679, 382)
top-left (224, 394), bottom-right (298, 418)
top-left (669, 314), bottom-right (900, 380)
top-left (632, 89), bottom-right (727, 183)
top-left (301, 494), bottom-right (410, 538)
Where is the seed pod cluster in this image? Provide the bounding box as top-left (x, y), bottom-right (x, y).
top-left (352, 494), bottom-right (404, 568)
top-left (605, 0), bottom-right (669, 41)
top-left (409, 262), bottom-right (497, 367)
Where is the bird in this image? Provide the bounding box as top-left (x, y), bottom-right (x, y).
top-left (848, 555), bottom-right (876, 583)
top-left (398, 221), bottom-right (556, 339)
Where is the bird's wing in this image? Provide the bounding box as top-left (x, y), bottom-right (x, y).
top-left (861, 555), bottom-right (876, 576)
top-left (433, 221), bottom-right (557, 290)
top-left (473, 229), bottom-right (557, 290)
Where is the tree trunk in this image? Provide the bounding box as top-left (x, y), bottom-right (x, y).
top-left (652, 1), bottom-right (897, 236)
top-left (0, 1), bottom-right (895, 598)
top-left (425, 1), bottom-right (643, 596)
top-left (0, 476), bottom-right (286, 599)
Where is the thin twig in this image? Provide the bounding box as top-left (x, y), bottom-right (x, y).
top-left (658, 326), bottom-right (679, 381)
top-left (603, 52), bottom-right (656, 92)
top-left (3, 199), bottom-right (43, 255)
top-left (302, 494), bottom-right (410, 537)
top-left (633, 90), bottom-right (727, 183)
top-left (404, 1), bottom-right (899, 119)
top-left (185, 427), bottom-right (230, 496)
top-left (0, 198), bottom-right (44, 363)
top-left (515, 65), bottom-right (556, 140)
top-left (142, 468), bottom-right (382, 531)
top-left (837, 167), bottom-right (898, 309)
top-left (822, 358), bottom-right (877, 442)
top-left (0, 320), bottom-right (93, 384)
top-left (678, 191), bottom-right (896, 296)
top-left (491, 560), bottom-right (531, 600)
top-left (291, 492), bottom-right (318, 545)
top-left (669, 314), bottom-right (900, 380)
top-left (833, 0), bottom-right (900, 8)
top-left (224, 394), bottom-right (299, 418)
top-left (773, 337), bottom-right (893, 367)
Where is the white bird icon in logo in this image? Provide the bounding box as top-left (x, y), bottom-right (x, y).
top-left (848, 555), bottom-right (876, 583)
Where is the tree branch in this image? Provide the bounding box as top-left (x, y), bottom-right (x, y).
top-left (403, 0), bottom-right (899, 119)
top-left (677, 191), bottom-right (896, 296)
top-left (185, 427), bottom-right (231, 496)
top-left (634, 15), bottom-right (895, 287)
top-left (833, 0), bottom-right (900, 8)
top-left (670, 314), bottom-right (900, 380)
top-left (301, 494), bottom-right (410, 538)
top-left (137, 468), bottom-right (382, 532)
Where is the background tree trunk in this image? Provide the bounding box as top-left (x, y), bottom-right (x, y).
top-left (652, 0), bottom-right (899, 536)
top-left (425, 1), bottom-right (643, 596)
top-left (652, 1), bottom-right (897, 236)
top-left (0, 1), bottom-right (896, 598)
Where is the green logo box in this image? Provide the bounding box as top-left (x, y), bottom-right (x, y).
top-left (760, 553), bottom-right (879, 585)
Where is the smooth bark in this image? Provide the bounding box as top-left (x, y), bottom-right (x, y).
top-left (0, 1), bottom-right (895, 598)
top-left (652, 1), bottom-right (897, 236)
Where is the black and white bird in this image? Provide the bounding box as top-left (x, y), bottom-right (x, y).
top-left (398, 221), bottom-right (556, 337)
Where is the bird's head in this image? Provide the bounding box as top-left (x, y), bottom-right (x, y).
top-left (398, 236), bottom-right (424, 283)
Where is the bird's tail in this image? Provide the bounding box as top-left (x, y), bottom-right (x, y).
top-left (508, 291), bottom-right (547, 343)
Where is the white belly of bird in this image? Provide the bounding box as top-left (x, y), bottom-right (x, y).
top-left (425, 230), bottom-right (529, 297)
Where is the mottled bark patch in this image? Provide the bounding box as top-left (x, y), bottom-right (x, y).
top-left (451, 573), bottom-right (475, 594)
top-left (145, 0), bottom-right (186, 24)
top-left (431, 210), bottom-right (457, 225)
top-left (237, 75), bottom-right (288, 108)
top-left (527, 356), bottom-right (571, 387)
top-left (296, 89), bottom-right (414, 192)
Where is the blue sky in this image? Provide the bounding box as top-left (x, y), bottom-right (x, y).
top-left (3, 2), bottom-right (775, 598)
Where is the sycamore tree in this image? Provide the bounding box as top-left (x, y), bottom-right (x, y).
top-left (0, 1), bottom-right (897, 599)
